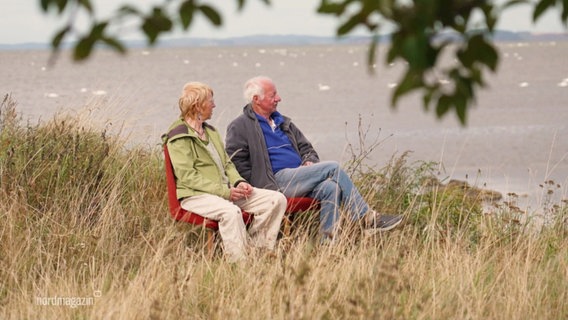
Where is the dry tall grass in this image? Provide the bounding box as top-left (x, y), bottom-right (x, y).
top-left (1, 94), bottom-right (566, 319)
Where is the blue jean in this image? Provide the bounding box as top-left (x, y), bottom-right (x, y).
top-left (274, 160), bottom-right (370, 237)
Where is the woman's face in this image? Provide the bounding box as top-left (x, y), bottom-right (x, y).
top-left (200, 94), bottom-right (216, 121)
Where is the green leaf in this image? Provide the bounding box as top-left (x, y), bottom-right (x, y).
top-left (40, 0), bottom-right (49, 12)
top-left (374, 0), bottom-right (394, 17)
top-left (101, 37), bottom-right (126, 54)
top-left (401, 34), bottom-right (429, 70)
top-left (237, 0), bottom-right (246, 10)
top-left (118, 5), bottom-right (140, 15)
top-left (469, 67), bottom-right (485, 86)
top-left (502, 0), bottom-right (530, 10)
top-left (436, 95), bottom-right (452, 118)
top-left (142, 8), bottom-right (173, 44)
top-left (386, 34), bottom-right (402, 64)
top-left (422, 86), bottom-right (435, 111)
top-left (533, 0), bottom-right (556, 22)
top-left (72, 21), bottom-right (109, 61)
top-left (457, 39), bottom-right (475, 69)
top-left (91, 22), bottom-right (108, 38)
top-left (236, 0), bottom-right (270, 10)
top-left (392, 70), bottom-right (422, 106)
top-left (479, 2), bottom-right (498, 31)
top-left (179, 1), bottom-right (195, 29)
top-left (455, 73), bottom-right (474, 98)
top-left (337, 14), bottom-right (362, 35)
top-left (56, 0), bottom-right (68, 14)
top-left (454, 94), bottom-right (467, 124)
top-left (142, 20), bottom-right (160, 44)
top-left (475, 37), bottom-right (499, 72)
top-left (199, 5), bottom-right (222, 26)
top-left (463, 34), bottom-right (490, 69)
top-left (77, 0), bottom-right (93, 14)
top-left (318, 1), bottom-right (347, 15)
top-left (73, 36), bottom-right (95, 61)
top-left (51, 26), bottom-right (70, 49)
top-left (367, 35), bottom-right (378, 73)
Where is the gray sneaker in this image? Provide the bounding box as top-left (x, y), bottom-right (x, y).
top-left (365, 213), bottom-right (403, 234)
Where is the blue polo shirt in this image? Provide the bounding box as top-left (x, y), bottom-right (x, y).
top-left (256, 112), bottom-right (302, 173)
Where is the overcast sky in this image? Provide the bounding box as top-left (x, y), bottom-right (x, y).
top-left (1, 0), bottom-right (566, 44)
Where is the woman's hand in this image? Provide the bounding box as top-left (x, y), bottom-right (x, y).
top-left (229, 182), bottom-right (253, 202)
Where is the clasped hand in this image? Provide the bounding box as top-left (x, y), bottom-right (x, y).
top-left (229, 182), bottom-right (253, 202)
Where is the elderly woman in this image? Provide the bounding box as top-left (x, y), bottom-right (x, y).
top-left (163, 81), bottom-right (287, 262)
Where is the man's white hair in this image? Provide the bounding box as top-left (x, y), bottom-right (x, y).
top-left (243, 76), bottom-right (272, 103)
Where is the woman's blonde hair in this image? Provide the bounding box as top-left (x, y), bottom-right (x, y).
top-left (178, 82), bottom-right (213, 120)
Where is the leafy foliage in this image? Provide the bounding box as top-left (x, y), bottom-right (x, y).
top-left (318, 0), bottom-right (506, 124)
top-left (39, 0), bottom-right (567, 124)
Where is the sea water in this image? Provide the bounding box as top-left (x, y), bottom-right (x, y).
top-left (1, 41), bottom-right (567, 211)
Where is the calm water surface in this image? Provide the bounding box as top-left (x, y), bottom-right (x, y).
top-left (2, 42), bottom-right (567, 210)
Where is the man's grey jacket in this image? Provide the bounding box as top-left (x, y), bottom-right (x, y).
top-left (225, 104), bottom-right (320, 191)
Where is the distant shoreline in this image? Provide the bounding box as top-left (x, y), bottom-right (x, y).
top-left (1, 30), bottom-right (566, 51)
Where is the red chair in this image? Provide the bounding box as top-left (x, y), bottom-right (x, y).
top-left (163, 144), bottom-right (252, 256)
top-left (284, 197), bottom-right (320, 236)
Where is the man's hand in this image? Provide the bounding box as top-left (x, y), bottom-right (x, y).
top-left (303, 161), bottom-right (314, 166)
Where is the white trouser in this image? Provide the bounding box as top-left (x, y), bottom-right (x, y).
top-left (181, 188), bottom-right (286, 262)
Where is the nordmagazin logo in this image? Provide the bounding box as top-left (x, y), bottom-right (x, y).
top-left (35, 291), bottom-right (100, 308)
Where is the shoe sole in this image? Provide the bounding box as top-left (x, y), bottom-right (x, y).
top-left (364, 217), bottom-right (403, 236)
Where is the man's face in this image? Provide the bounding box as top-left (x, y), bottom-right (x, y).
top-left (254, 80), bottom-right (281, 116)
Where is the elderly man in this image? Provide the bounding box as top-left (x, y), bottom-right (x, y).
top-left (225, 76), bottom-right (402, 241)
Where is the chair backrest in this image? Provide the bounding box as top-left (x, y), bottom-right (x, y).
top-left (163, 144), bottom-right (218, 229)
